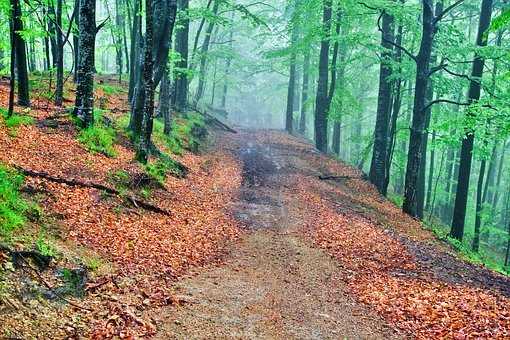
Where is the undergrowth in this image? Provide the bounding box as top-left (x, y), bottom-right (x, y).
top-left (425, 221), bottom-right (510, 276)
top-left (77, 109), bottom-right (117, 157)
top-left (0, 108), bottom-right (34, 135)
top-left (0, 165), bottom-right (29, 239)
top-left (145, 157), bottom-right (187, 184)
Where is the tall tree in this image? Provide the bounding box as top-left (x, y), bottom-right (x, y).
top-left (402, 0), bottom-right (444, 217)
top-left (285, 18), bottom-right (298, 133)
top-left (194, 0), bottom-right (220, 106)
top-left (299, 50), bottom-right (310, 134)
top-left (314, 0), bottom-right (332, 152)
top-left (450, 0), bottom-right (493, 241)
top-left (175, 0), bottom-right (190, 112)
top-left (369, 9), bottom-right (394, 195)
top-left (74, 0), bottom-right (97, 127)
top-left (11, 0), bottom-right (29, 107)
top-left (128, 0), bottom-right (178, 136)
top-left (138, 0), bottom-right (155, 164)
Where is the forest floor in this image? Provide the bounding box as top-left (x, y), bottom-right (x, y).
top-left (1, 77), bottom-right (510, 338)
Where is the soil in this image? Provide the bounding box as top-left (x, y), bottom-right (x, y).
top-left (152, 130), bottom-right (399, 339)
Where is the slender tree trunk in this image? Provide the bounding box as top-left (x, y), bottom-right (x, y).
top-left (451, 0), bottom-right (493, 241)
top-left (73, 0), bottom-right (80, 82)
top-left (285, 21), bottom-right (298, 133)
top-left (138, 0), bottom-right (155, 164)
top-left (190, 0), bottom-right (213, 70)
top-left (425, 129), bottom-right (436, 212)
top-left (129, 0), bottom-right (178, 136)
top-left (473, 159), bottom-right (487, 252)
top-left (74, 0), bottom-right (97, 127)
top-left (194, 0), bottom-right (220, 106)
top-left (369, 10), bottom-right (395, 195)
top-left (483, 144), bottom-right (498, 204)
top-left (128, 0), bottom-right (141, 101)
top-left (8, 7), bottom-right (16, 117)
top-left (12, 0), bottom-right (30, 107)
top-left (314, 0), bottom-right (332, 152)
top-left (299, 50), bottom-right (310, 134)
top-left (175, 0), bottom-right (190, 112)
top-left (54, 0), bottom-right (64, 106)
top-left (159, 69), bottom-right (172, 135)
top-left (220, 22), bottom-right (234, 110)
top-left (43, 5), bottom-right (51, 72)
top-left (492, 141), bottom-right (508, 209)
top-left (384, 24), bottom-right (403, 194)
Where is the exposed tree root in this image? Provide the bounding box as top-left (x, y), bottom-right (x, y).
top-left (0, 243), bottom-right (52, 270)
top-left (15, 166), bottom-right (172, 216)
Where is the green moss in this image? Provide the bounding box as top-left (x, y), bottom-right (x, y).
top-left (0, 165), bottom-right (29, 238)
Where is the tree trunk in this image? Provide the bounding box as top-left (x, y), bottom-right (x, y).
top-left (160, 68), bottom-right (172, 135)
top-left (416, 81), bottom-right (434, 219)
top-left (492, 141), bottom-right (508, 210)
top-left (473, 159), bottom-right (487, 252)
top-left (175, 0), bottom-right (190, 112)
top-left (402, 0), bottom-right (437, 218)
top-left (73, 0), bottom-right (80, 82)
top-left (129, 0), bottom-right (178, 137)
top-left (285, 20), bottom-right (298, 133)
top-left (128, 0), bottom-right (141, 101)
top-left (74, 0), bottom-right (97, 127)
top-left (383, 25), bottom-right (403, 194)
top-left (8, 8), bottom-right (16, 117)
top-left (299, 50), bottom-right (310, 135)
top-left (194, 0), bottom-right (220, 106)
top-left (54, 0), bottom-right (64, 106)
top-left (425, 130), bottom-right (436, 212)
top-left (451, 0), bottom-right (493, 241)
top-left (220, 20), bottom-right (234, 110)
top-left (369, 11), bottom-right (394, 195)
top-left (314, 0), bottom-right (332, 152)
top-left (12, 0), bottom-right (30, 107)
top-left (138, 0), bottom-right (155, 164)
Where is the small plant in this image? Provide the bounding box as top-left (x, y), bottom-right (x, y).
top-left (145, 157), bottom-right (186, 184)
top-left (108, 170), bottom-right (130, 191)
top-left (78, 125), bottom-right (117, 157)
top-left (0, 165), bottom-right (28, 238)
top-left (97, 84), bottom-right (123, 96)
top-left (0, 108), bottom-right (34, 135)
top-left (35, 233), bottom-right (57, 257)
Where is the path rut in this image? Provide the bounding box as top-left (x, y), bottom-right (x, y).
top-left (154, 130), bottom-right (398, 339)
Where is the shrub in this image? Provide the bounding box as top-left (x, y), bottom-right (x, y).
top-left (0, 165), bottom-right (28, 237)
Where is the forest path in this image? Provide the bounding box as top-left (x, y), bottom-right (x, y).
top-left (153, 130), bottom-right (398, 339)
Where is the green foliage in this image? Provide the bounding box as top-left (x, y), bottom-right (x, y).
top-left (0, 165), bottom-right (28, 238)
top-left (35, 233), bottom-right (57, 258)
top-left (0, 108), bottom-right (34, 135)
top-left (145, 157), bottom-right (186, 185)
top-left (97, 83), bottom-right (124, 96)
top-left (78, 125), bottom-right (117, 157)
top-left (153, 112), bottom-right (207, 155)
top-left (77, 110), bottom-right (117, 157)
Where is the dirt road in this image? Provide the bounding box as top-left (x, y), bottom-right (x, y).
top-left (154, 130), bottom-right (398, 339)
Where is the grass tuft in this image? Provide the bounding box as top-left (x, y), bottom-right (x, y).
top-left (0, 165), bottom-right (29, 238)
